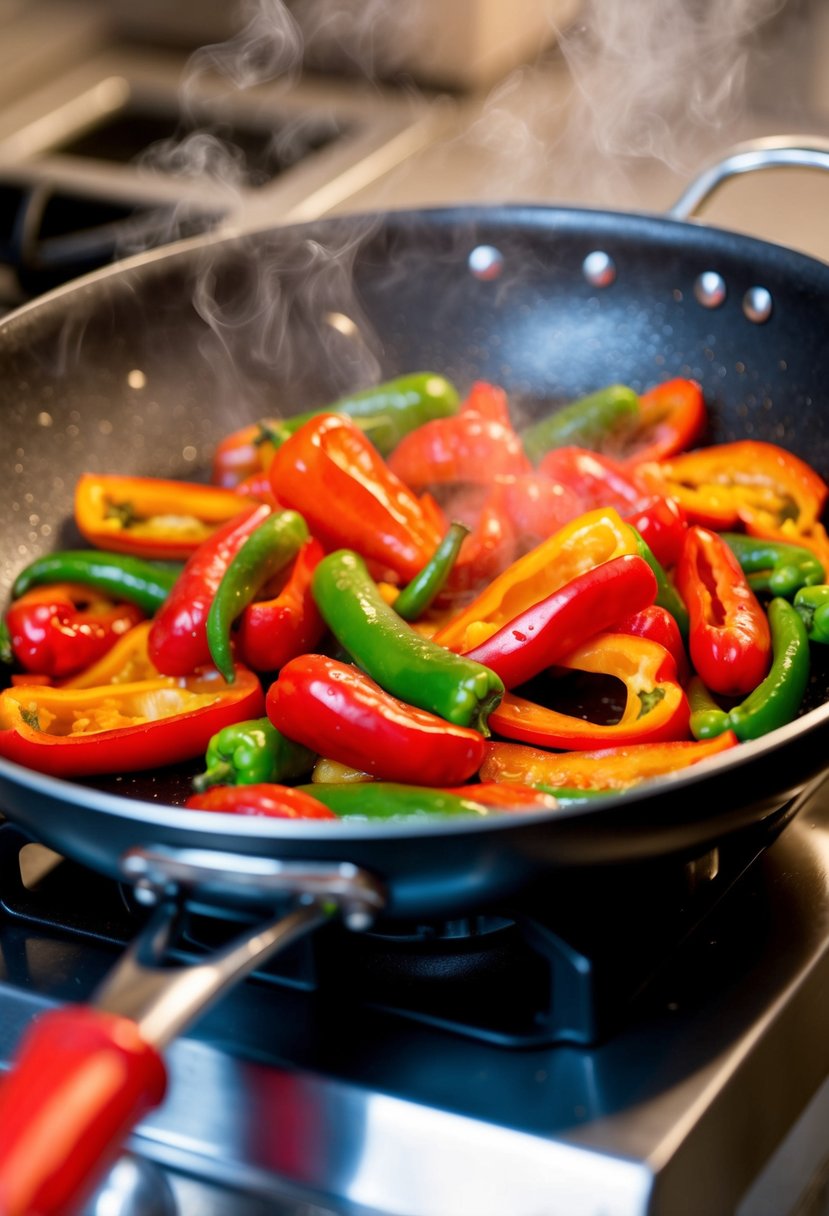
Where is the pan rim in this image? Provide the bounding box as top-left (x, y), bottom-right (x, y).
top-left (0, 697), bottom-right (824, 842)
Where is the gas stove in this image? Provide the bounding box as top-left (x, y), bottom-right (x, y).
top-left (2, 774), bottom-right (829, 1216)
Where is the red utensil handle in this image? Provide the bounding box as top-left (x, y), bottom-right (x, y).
top-left (0, 1004), bottom-right (167, 1216)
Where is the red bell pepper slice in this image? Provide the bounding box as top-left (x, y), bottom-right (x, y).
top-left (186, 783), bottom-right (337, 819)
top-left (538, 446), bottom-right (644, 514)
top-left (74, 474), bottom-right (253, 560)
top-left (387, 381), bottom-right (531, 490)
top-left (613, 604), bottom-right (690, 685)
top-left (617, 378), bottom-right (706, 465)
top-left (266, 654), bottom-right (486, 786)
top-left (149, 502), bottom-right (272, 677)
top-left (461, 554), bottom-right (657, 688)
top-left (0, 663), bottom-right (264, 778)
top-left (268, 414), bottom-right (443, 583)
top-left (5, 584), bottom-right (144, 679)
top-left (211, 420), bottom-right (281, 488)
top-left (440, 783), bottom-right (559, 811)
top-left (622, 494), bottom-right (688, 569)
top-left (675, 526), bottom-right (771, 697)
top-left (493, 473), bottom-right (584, 549)
top-left (236, 538), bottom-right (326, 673)
top-left (488, 632), bottom-right (689, 749)
top-left (480, 731), bottom-right (738, 792)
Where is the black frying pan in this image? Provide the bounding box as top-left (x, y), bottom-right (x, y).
top-left (1, 138), bottom-right (829, 1215)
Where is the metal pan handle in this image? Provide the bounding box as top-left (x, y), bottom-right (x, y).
top-left (669, 134), bottom-right (829, 221)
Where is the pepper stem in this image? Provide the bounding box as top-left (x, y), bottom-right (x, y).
top-left (192, 761), bottom-right (233, 792)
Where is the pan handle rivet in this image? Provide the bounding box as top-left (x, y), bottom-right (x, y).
top-left (743, 286), bottom-right (773, 324)
top-left (694, 272), bottom-right (726, 308)
top-left (582, 251), bottom-right (616, 287)
top-left (468, 245), bottom-right (504, 280)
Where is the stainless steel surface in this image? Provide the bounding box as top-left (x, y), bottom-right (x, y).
top-left (120, 847), bottom-right (386, 927)
top-left (94, 899), bottom-right (331, 1048)
top-left (3, 777), bottom-right (829, 1215)
top-left (667, 134), bottom-right (829, 221)
top-left (84, 1155), bottom-right (178, 1216)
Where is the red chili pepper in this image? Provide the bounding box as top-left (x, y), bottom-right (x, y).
top-left (449, 490), bottom-right (518, 596)
top-left (613, 604), bottom-right (690, 684)
top-left (148, 503), bottom-right (272, 677)
top-left (268, 414), bottom-right (443, 583)
top-left (387, 382), bottom-right (531, 490)
top-left (266, 655), bottom-right (486, 786)
top-left (675, 525), bottom-right (771, 697)
top-left (0, 664), bottom-right (264, 777)
top-left (488, 632), bottom-right (689, 749)
top-left (5, 584), bottom-right (144, 679)
top-left (186, 783), bottom-right (336, 819)
top-left (461, 554), bottom-right (657, 688)
top-left (622, 494), bottom-right (687, 568)
top-left (617, 378), bottom-right (706, 465)
top-left (236, 538), bottom-right (326, 673)
top-left (74, 474), bottom-right (253, 560)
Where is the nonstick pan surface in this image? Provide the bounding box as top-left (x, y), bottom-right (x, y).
top-left (1, 205), bottom-right (828, 918)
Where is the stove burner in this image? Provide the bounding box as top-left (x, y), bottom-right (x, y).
top-left (0, 808), bottom-right (792, 1049)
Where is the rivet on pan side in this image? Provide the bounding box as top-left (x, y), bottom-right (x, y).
top-left (582, 251), bottom-right (616, 287)
top-left (743, 286), bottom-right (773, 324)
top-left (468, 245), bottom-right (504, 280)
top-left (694, 272), bottom-right (726, 308)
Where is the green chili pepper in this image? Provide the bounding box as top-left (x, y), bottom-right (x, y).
top-left (0, 619), bottom-right (12, 667)
top-left (297, 781), bottom-right (489, 820)
top-left (721, 534), bottom-right (824, 598)
top-left (520, 384), bottom-right (640, 463)
top-left (193, 717), bottom-right (315, 791)
top-left (312, 549), bottom-right (504, 734)
top-left (793, 584), bottom-right (829, 643)
top-left (264, 372), bottom-right (461, 456)
top-left (207, 509), bottom-right (308, 683)
top-left (393, 522), bottom-right (469, 621)
top-left (727, 597), bottom-right (809, 741)
top-left (534, 784), bottom-right (624, 805)
top-left (687, 676), bottom-right (731, 740)
top-left (11, 550), bottom-right (181, 616)
top-left (689, 599), bottom-right (809, 742)
top-left (633, 531), bottom-right (690, 639)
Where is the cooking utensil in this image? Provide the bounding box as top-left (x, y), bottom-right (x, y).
top-left (0, 135), bottom-right (828, 1215)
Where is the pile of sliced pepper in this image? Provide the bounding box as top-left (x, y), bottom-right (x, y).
top-left (1, 369), bottom-right (827, 821)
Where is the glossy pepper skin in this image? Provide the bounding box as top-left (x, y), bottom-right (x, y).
top-left (480, 732), bottom-right (738, 792)
top-left (236, 537), bottom-right (326, 674)
top-left (267, 655), bottom-right (487, 786)
top-left (794, 584), bottom-right (829, 643)
top-left (392, 522), bottom-right (469, 621)
top-left (269, 413), bottom-right (443, 584)
top-left (721, 533), bottom-right (825, 599)
top-left (675, 525), bottom-right (771, 697)
top-left (312, 550), bottom-right (504, 734)
top-left (433, 507), bottom-right (641, 654)
top-left (0, 664), bottom-right (264, 777)
top-left (644, 441), bottom-right (829, 562)
top-left (192, 716), bottom-right (315, 791)
top-left (206, 509), bottom-right (309, 683)
top-left (186, 783), bottom-right (336, 820)
top-left (617, 378), bottom-right (706, 466)
top-left (387, 382), bottom-right (531, 490)
top-left (461, 554), bottom-right (657, 689)
top-left (11, 550), bottom-right (180, 617)
top-left (488, 633), bottom-right (690, 749)
top-left (622, 495), bottom-right (687, 569)
top-left (520, 384), bottom-right (640, 463)
top-left (6, 584), bottom-right (144, 679)
top-left (295, 781), bottom-right (492, 820)
top-left (633, 531), bottom-right (689, 638)
top-left (688, 599), bottom-right (810, 742)
top-left (74, 474), bottom-right (252, 560)
top-left (614, 604), bottom-right (690, 685)
top-left (149, 503), bottom-right (272, 678)
top-left (538, 447), bottom-right (644, 515)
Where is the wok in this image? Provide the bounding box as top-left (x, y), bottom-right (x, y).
top-left (0, 135), bottom-right (829, 1214)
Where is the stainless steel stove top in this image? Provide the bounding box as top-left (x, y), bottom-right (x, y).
top-left (2, 774), bottom-right (829, 1216)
